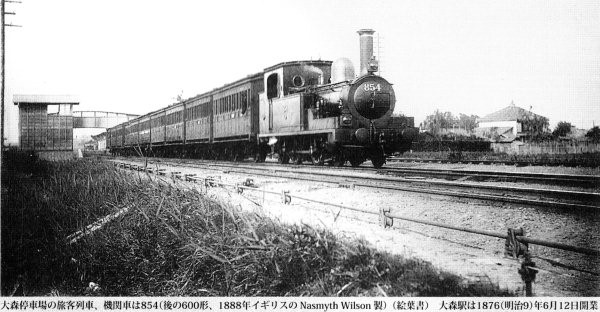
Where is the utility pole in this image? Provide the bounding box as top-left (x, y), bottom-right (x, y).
top-left (1, 0), bottom-right (5, 150)
top-left (1, 0), bottom-right (20, 150)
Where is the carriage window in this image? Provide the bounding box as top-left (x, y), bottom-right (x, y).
top-left (267, 73), bottom-right (279, 99)
top-left (241, 90), bottom-right (248, 114)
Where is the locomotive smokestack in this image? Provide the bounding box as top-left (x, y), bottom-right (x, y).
top-left (357, 29), bottom-right (375, 76)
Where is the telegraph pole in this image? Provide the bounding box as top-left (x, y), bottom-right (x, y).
top-left (1, 0), bottom-right (6, 150)
top-left (1, 0), bottom-right (20, 150)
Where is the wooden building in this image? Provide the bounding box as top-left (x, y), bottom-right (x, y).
top-left (13, 94), bottom-right (79, 153)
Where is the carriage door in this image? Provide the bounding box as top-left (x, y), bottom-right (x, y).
top-left (267, 73), bottom-right (279, 130)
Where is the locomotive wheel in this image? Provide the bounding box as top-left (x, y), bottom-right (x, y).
top-left (371, 156), bottom-right (385, 168)
top-left (332, 154), bottom-right (345, 167)
top-left (349, 158), bottom-right (363, 167)
top-left (289, 153), bottom-right (303, 165)
top-left (311, 152), bottom-right (324, 166)
top-left (254, 151), bottom-right (267, 163)
top-left (233, 152), bottom-right (243, 162)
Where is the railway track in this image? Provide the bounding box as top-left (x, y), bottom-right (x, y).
top-left (111, 157), bottom-right (600, 212)
top-left (105, 155), bottom-right (599, 188)
top-left (376, 167), bottom-right (600, 188)
top-left (387, 156), bottom-right (599, 168)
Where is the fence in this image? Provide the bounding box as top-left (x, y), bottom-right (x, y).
top-left (503, 141), bottom-right (600, 155)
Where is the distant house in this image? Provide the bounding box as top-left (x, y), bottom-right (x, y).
top-left (475, 102), bottom-right (549, 142)
top-left (91, 132), bottom-right (107, 151)
top-left (566, 126), bottom-right (588, 141)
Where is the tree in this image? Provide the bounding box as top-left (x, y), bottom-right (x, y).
top-left (586, 126), bottom-right (600, 142)
top-left (522, 112), bottom-right (550, 141)
top-left (422, 110), bottom-right (457, 136)
top-left (457, 113), bottom-right (479, 132)
top-left (552, 121), bottom-right (572, 138)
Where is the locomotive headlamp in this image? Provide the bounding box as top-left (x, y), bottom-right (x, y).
top-left (367, 56), bottom-right (379, 74)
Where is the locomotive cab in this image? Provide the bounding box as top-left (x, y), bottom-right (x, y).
top-left (258, 60), bottom-right (333, 135)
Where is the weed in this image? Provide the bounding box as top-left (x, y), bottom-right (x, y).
top-left (1, 153), bottom-right (512, 296)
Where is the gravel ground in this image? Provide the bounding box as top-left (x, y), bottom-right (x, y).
top-left (115, 159), bottom-right (600, 296)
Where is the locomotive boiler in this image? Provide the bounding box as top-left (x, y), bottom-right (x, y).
top-left (107, 29), bottom-right (417, 168)
top-left (257, 29), bottom-right (417, 168)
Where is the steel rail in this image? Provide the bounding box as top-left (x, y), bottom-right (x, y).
top-left (380, 167), bottom-right (600, 186)
top-left (109, 155), bottom-right (599, 187)
top-left (113, 157), bottom-right (600, 210)
top-left (163, 158), bottom-right (600, 200)
top-left (114, 161), bottom-right (600, 257)
top-left (387, 157), bottom-right (597, 168)
top-left (173, 161), bottom-right (600, 208)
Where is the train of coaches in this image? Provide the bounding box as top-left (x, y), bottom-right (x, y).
top-left (107, 29), bottom-right (417, 168)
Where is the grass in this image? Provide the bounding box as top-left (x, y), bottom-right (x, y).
top-left (1, 150), bottom-right (512, 296)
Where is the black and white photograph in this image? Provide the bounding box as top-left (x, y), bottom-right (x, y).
top-left (1, 0), bottom-right (599, 301)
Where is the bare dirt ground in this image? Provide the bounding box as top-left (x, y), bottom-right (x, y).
top-left (117, 159), bottom-right (600, 296)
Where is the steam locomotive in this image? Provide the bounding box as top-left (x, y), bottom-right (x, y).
top-left (107, 29), bottom-right (417, 168)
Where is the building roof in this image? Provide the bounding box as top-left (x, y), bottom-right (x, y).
top-left (13, 94), bottom-right (80, 105)
top-left (91, 132), bottom-right (107, 140)
top-left (264, 60), bottom-right (332, 72)
top-left (477, 102), bottom-right (545, 123)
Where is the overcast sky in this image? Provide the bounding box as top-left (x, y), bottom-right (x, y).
top-left (3, 0), bottom-right (599, 144)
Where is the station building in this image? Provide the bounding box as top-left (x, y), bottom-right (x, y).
top-left (13, 94), bottom-right (138, 160)
top-left (13, 95), bottom-right (79, 159)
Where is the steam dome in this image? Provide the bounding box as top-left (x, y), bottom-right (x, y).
top-left (331, 58), bottom-right (355, 83)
